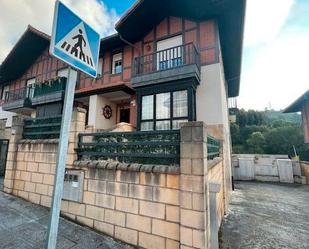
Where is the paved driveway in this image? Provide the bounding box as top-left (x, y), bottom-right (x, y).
top-left (0, 176), bottom-right (3, 191)
top-left (0, 191), bottom-right (134, 249)
top-left (220, 181), bottom-right (309, 249)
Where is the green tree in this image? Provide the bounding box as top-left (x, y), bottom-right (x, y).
top-left (246, 132), bottom-right (265, 154)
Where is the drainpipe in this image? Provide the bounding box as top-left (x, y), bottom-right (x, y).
top-left (119, 35), bottom-right (141, 56)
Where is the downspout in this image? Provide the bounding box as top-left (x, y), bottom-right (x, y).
top-left (119, 34), bottom-right (141, 56)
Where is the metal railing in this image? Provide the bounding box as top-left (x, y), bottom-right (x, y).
top-left (4, 77), bottom-right (67, 103)
top-left (23, 115), bottom-right (62, 139)
top-left (76, 130), bottom-right (181, 166)
top-left (207, 135), bottom-right (220, 160)
top-left (33, 77), bottom-right (66, 98)
top-left (4, 87), bottom-right (29, 103)
top-left (133, 43), bottom-right (200, 76)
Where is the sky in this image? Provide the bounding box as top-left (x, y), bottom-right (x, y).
top-left (0, 0), bottom-right (308, 111)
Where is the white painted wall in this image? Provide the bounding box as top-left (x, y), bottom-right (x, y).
top-left (88, 95), bottom-right (117, 130)
top-left (196, 61), bottom-right (233, 207)
top-left (0, 107), bottom-right (15, 127)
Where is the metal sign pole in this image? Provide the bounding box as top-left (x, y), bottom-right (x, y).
top-left (46, 67), bottom-right (77, 249)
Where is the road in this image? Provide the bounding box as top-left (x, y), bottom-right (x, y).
top-left (220, 181), bottom-right (309, 249)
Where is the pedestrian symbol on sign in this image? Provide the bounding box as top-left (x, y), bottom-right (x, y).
top-left (50, 0), bottom-right (100, 78)
top-left (71, 29), bottom-right (86, 58)
top-left (56, 22), bottom-right (95, 69)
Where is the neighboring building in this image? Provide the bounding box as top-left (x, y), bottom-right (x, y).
top-left (283, 90), bottom-right (309, 143)
top-left (0, 1), bottom-right (246, 248)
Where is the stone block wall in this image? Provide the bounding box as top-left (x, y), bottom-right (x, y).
top-left (208, 158), bottom-right (224, 228)
top-left (3, 107), bottom-right (86, 196)
top-left (3, 116), bottom-right (230, 249)
top-left (300, 161), bottom-right (309, 184)
top-left (62, 164), bottom-right (180, 249)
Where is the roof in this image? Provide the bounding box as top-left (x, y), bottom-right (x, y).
top-left (0, 25), bottom-right (50, 84)
top-left (99, 33), bottom-right (126, 55)
top-left (283, 90), bottom-right (309, 113)
top-left (1, 0), bottom-right (246, 96)
top-left (0, 27), bottom-right (124, 85)
top-left (116, 0), bottom-right (247, 97)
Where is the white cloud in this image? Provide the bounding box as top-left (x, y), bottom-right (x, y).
top-left (239, 30), bottom-right (309, 110)
top-left (244, 0), bottom-right (295, 47)
top-left (0, 0), bottom-right (119, 63)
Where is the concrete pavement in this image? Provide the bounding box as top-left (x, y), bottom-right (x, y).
top-left (220, 181), bottom-right (309, 249)
top-left (0, 191), bottom-right (135, 249)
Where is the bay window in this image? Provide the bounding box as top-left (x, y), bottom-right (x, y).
top-left (140, 90), bottom-right (189, 131)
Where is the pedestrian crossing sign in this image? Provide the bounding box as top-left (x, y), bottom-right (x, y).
top-left (50, 0), bottom-right (100, 78)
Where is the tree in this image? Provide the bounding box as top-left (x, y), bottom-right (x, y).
top-left (246, 132), bottom-right (265, 154)
top-left (230, 109), bottom-right (308, 161)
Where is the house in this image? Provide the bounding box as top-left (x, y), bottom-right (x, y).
top-left (0, 0), bottom-right (246, 248)
top-left (283, 90), bottom-right (309, 143)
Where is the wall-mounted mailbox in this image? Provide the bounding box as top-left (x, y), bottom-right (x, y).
top-left (63, 169), bottom-right (84, 202)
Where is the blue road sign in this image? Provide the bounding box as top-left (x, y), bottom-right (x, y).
top-left (50, 1), bottom-right (100, 78)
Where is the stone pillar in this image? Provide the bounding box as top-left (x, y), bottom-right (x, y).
top-left (3, 115), bottom-right (25, 194)
top-left (209, 182), bottom-right (221, 249)
top-left (67, 107), bottom-right (86, 168)
top-left (180, 122), bottom-right (209, 249)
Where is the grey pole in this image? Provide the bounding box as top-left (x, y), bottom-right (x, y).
top-left (46, 67), bottom-right (77, 249)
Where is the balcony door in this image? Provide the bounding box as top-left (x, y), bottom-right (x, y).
top-left (26, 78), bottom-right (36, 98)
top-left (156, 35), bottom-right (183, 71)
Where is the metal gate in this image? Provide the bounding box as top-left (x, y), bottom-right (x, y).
top-left (0, 140), bottom-right (9, 176)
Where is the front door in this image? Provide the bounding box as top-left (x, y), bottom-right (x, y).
top-left (119, 108), bottom-right (130, 123)
top-left (0, 140), bottom-right (9, 176)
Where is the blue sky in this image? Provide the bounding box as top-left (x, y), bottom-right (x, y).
top-left (0, 0), bottom-right (308, 110)
top-left (98, 0), bottom-right (135, 15)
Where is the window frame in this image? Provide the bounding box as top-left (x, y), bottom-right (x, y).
top-left (1, 85), bottom-right (10, 101)
top-left (26, 77), bottom-right (36, 98)
top-left (97, 58), bottom-right (103, 78)
top-left (140, 90), bottom-right (190, 131)
top-left (111, 52), bottom-right (123, 75)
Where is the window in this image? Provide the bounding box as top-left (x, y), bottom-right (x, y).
top-left (26, 78), bottom-right (36, 98)
top-left (2, 85), bottom-right (10, 101)
top-left (140, 90), bottom-right (189, 131)
top-left (97, 58), bottom-right (103, 77)
top-left (112, 53), bottom-right (122, 74)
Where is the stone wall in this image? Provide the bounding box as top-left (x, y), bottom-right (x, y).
top-left (300, 161), bottom-right (309, 184)
top-left (3, 107), bottom-right (86, 197)
top-left (208, 158), bottom-right (224, 227)
top-left (4, 117), bottom-right (229, 249)
top-left (232, 154), bottom-right (307, 184)
top-left (63, 163), bottom-right (180, 249)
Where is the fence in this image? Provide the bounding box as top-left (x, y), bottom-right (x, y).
top-left (133, 43), bottom-right (200, 76)
top-left (4, 87), bottom-right (29, 103)
top-left (76, 130), bottom-right (181, 165)
top-left (23, 115), bottom-right (62, 139)
top-left (207, 135), bottom-right (220, 160)
top-left (33, 77), bottom-right (66, 98)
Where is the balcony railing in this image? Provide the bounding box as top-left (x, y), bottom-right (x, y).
top-left (3, 77), bottom-right (67, 107)
top-left (4, 87), bottom-right (29, 104)
top-left (33, 77), bottom-right (66, 98)
top-left (23, 115), bottom-right (62, 139)
top-left (133, 43), bottom-right (200, 77)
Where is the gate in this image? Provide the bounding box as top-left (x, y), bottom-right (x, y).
top-left (0, 140), bottom-right (9, 176)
